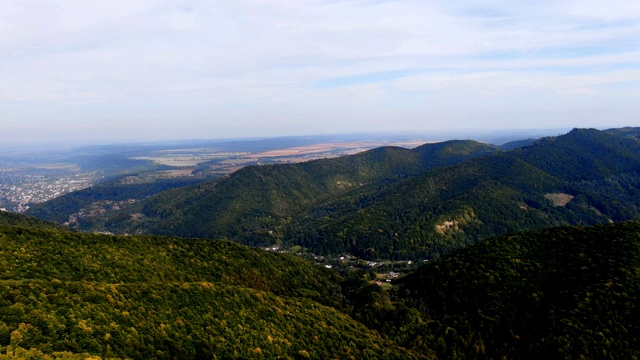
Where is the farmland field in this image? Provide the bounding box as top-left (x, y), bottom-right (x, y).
top-left (133, 140), bottom-right (433, 176)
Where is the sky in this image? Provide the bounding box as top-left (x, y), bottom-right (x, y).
top-left (1, 0), bottom-right (640, 145)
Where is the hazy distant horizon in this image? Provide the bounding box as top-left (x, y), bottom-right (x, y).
top-left (0, 126), bottom-right (578, 153)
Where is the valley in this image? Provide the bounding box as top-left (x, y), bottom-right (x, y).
top-left (27, 128), bottom-right (640, 262)
top-left (2, 127), bottom-right (640, 359)
top-left (6, 2), bottom-right (640, 357)
top-left (3, 202), bottom-right (640, 358)
top-left (0, 136), bottom-right (431, 213)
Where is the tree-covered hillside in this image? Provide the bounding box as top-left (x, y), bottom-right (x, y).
top-left (357, 221), bottom-right (640, 359)
top-left (0, 221), bottom-right (424, 359)
top-left (286, 154), bottom-right (604, 259)
top-left (33, 140), bottom-right (498, 243)
top-left (281, 129), bottom-right (640, 259)
top-left (510, 128), bottom-right (640, 182)
top-left (0, 226), bottom-right (343, 304)
top-left (604, 126), bottom-right (640, 141)
top-left (24, 128), bottom-right (640, 260)
top-left (4, 209), bottom-right (640, 358)
top-left (0, 211), bottom-right (67, 231)
top-left (499, 138), bottom-right (538, 150)
top-left (25, 175), bottom-right (206, 224)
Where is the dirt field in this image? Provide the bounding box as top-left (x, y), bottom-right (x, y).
top-left (248, 140), bottom-right (430, 159)
top-left (134, 139), bottom-right (434, 177)
top-left (153, 169), bottom-right (195, 177)
top-left (544, 193), bottom-right (575, 207)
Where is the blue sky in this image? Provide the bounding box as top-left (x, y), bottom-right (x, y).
top-left (1, 0), bottom-right (639, 145)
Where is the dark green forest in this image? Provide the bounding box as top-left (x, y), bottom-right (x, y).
top-left (383, 221), bottom-right (640, 359)
top-left (30, 128), bottom-right (640, 260)
top-left (0, 212), bottom-right (68, 231)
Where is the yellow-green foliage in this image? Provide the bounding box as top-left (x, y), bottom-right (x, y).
top-left (0, 224), bottom-right (424, 359)
top-left (0, 281), bottom-right (416, 359)
top-left (0, 226), bottom-right (342, 306)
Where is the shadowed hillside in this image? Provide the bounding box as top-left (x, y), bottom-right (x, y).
top-left (374, 221), bottom-right (640, 359)
top-left (0, 210), bottom-right (67, 230)
top-left (510, 128), bottom-right (640, 182)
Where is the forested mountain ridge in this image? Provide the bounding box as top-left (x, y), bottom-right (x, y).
top-left (367, 221), bottom-right (640, 359)
top-left (138, 140), bottom-right (500, 242)
top-left (285, 154), bottom-right (598, 259)
top-left (25, 128), bottom-right (640, 260)
top-left (284, 128), bottom-right (640, 258)
top-left (604, 126), bottom-right (640, 140)
top-left (509, 128), bottom-right (640, 182)
top-left (499, 138), bottom-right (537, 150)
top-left (0, 225), bottom-right (342, 304)
top-left (509, 128), bottom-right (640, 223)
top-left (0, 219), bottom-right (425, 359)
top-left (27, 140), bottom-right (499, 241)
top-left (0, 210), bottom-right (67, 231)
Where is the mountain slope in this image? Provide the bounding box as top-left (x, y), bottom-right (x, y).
top-left (0, 280), bottom-right (422, 359)
top-left (0, 225), bottom-right (343, 307)
top-left (510, 128), bottom-right (640, 182)
top-left (281, 128), bottom-right (640, 258)
top-left (286, 154), bottom-right (607, 259)
top-left (25, 128), bottom-right (640, 260)
top-left (139, 140), bottom-right (499, 241)
top-left (0, 223), bottom-right (424, 359)
top-left (604, 126), bottom-right (640, 140)
top-left (508, 128), bottom-right (640, 222)
top-left (499, 138), bottom-right (538, 150)
top-left (25, 175), bottom-right (204, 224)
top-left (0, 210), bottom-right (67, 230)
top-left (44, 140), bottom-right (498, 242)
top-left (382, 221), bottom-right (640, 359)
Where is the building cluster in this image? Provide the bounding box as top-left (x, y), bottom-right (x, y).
top-left (0, 169), bottom-right (95, 212)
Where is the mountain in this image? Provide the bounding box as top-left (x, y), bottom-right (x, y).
top-left (0, 210), bottom-right (67, 230)
top-left (604, 126), bottom-right (640, 141)
top-left (509, 128), bottom-right (640, 182)
top-left (25, 128), bottom-right (640, 260)
top-left (373, 221), bottom-right (640, 359)
top-left (282, 128), bottom-right (640, 259)
top-left (6, 202), bottom-right (640, 358)
top-left (28, 140), bottom-right (499, 241)
top-left (499, 138), bottom-right (538, 150)
top-left (0, 217), bottom-right (423, 359)
top-left (510, 128), bottom-right (640, 222)
top-left (285, 153), bottom-right (598, 259)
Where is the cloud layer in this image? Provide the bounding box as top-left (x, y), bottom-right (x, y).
top-left (2, 0), bottom-right (639, 144)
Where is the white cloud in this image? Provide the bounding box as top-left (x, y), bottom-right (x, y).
top-left (1, 0), bottom-right (639, 143)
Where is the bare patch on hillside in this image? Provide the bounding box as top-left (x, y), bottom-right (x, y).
top-left (544, 193), bottom-right (574, 207)
top-left (435, 208), bottom-right (478, 235)
top-left (435, 220), bottom-right (460, 234)
top-left (131, 213), bottom-right (143, 221)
